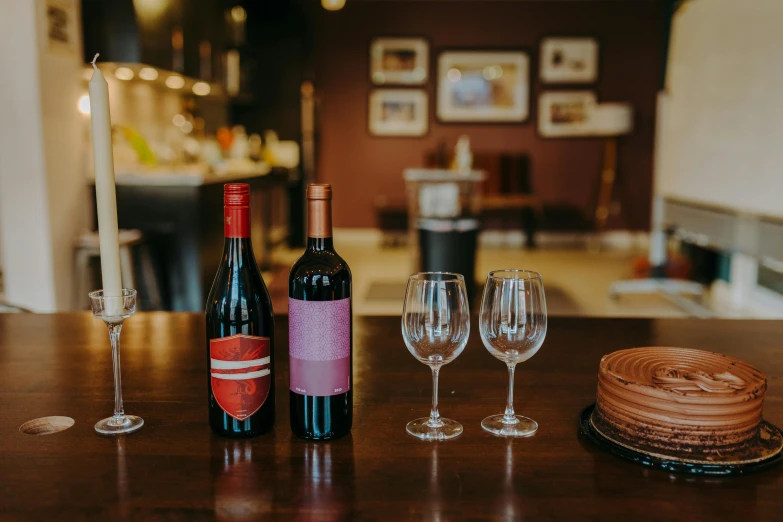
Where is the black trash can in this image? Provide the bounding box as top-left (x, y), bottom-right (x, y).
top-left (418, 218), bottom-right (479, 302)
top-left (403, 168), bottom-right (486, 302)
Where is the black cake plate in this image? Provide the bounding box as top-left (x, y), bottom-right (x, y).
top-left (579, 404), bottom-right (783, 476)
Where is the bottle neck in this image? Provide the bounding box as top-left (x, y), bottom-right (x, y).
top-left (225, 204), bottom-right (250, 239)
top-left (306, 237), bottom-right (334, 252)
top-left (223, 204), bottom-right (255, 259)
top-left (223, 236), bottom-right (255, 260)
top-left (307, 198), bottom-right (332, 245)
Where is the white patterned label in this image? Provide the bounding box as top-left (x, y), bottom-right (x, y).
top-left (288, 297), bottom-right (351, 396)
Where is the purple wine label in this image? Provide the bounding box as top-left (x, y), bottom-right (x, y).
top-left (289, 297), bottom-right (351, 396)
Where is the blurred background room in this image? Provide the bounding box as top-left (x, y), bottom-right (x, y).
top-left (1, 0), bottom-right (782, 319)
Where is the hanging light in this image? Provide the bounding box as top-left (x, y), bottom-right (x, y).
top-left (139, 67), bottom-right (159, 81)
top-left (192, 82), bottom-right (211, 96)
top-left (322, 0), bottom-right (346, 11)
top-left (114, 67), bottom-right (135, 81)
top-left (230, 6), bottom-right (247, 22)
top-left (165, 75), bottom-right (185, 89)
top-left (77, 94), bottom-right (90, 115)
top-left (134, 0), bottom-right (167, 18)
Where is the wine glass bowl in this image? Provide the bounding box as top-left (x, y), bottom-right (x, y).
top-left (402, 272), bottom-right (470, 441)
top-left (479, 270), bottom-right (547, 437)
top-left (479, 270), bottom-right (547, 365)
top-left (402, 274), bottom-right (469, 366)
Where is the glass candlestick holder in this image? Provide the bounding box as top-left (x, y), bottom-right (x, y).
top-left (89, 289), bottom-right (144, 435)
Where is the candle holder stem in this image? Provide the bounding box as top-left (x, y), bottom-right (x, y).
top-left (90, 289), bottom-right (144, 436)
top-left (109, 324), bottom-right (126, 425)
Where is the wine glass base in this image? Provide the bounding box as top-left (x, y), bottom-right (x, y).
top-left (95, 415), bottom-right (144, 435)
top-left (406, 417), bottom-right (463, 441)
top-left (481, 415), bottom-right (538, 437)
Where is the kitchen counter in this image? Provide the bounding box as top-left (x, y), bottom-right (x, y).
top-left (89, 168), bottom-right (289, 311)
top-left (92, 162), bottom-right (272, 187)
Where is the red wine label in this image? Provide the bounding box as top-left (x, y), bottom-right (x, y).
top-left (210, 334), bottom-right (271, 420)
top-left (224, 207), bottom-right (249, 238)
top-left (289, 297), bottom-right (351, 396)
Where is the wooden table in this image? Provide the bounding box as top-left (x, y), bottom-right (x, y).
top-left (1, 314), bottom-right (782, 520)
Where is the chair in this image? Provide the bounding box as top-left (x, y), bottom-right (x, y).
top-left (73, 229), bottom-right (163, 310)
top-left (480, 154), bottom-right (542, 247)
top-left (373, 194), bottom-right (408, 247)
top-left (423, 150), bottom-right (542, 246)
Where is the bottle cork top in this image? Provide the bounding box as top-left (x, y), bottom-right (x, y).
top-left (306, 183), bottom-right (332, 200)
top-left (224, 183), bottom-right (250, 206)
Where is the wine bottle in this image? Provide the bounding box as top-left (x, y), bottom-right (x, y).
top-left (206, 183), bottom-right (275, 437)
top-left (289, 184), bottom-right (352, 440)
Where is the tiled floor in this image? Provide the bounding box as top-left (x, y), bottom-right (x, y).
top-left (268, 234), bottom-right (690, 318)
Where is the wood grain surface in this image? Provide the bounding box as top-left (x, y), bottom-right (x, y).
top-left (0, 313), bottom-right (781, 520)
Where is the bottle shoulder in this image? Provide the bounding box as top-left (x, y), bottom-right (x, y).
top-left (289, 249), bottom-right (352, 280)
top-left (205, 259), bottom-right (273, 316)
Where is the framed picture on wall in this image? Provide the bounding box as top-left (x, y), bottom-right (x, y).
top-left (436, 50), bottom-right (530, 122)
top-left (369, 89), bottom-right (429, 137)
top-left (45, 0), bottom-right (79, 56)
top-left (540, 37), bottom-right (599, 84)
top-left (370, 38), bottom-right (429, 85)
top-left (538, 91), bottom-right (598, 137)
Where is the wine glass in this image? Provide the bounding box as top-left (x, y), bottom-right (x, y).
top-left (89, 289), bottom-right (144, 435)
top-left (479, 270), bottom-right (547, 437)
top-left (402, 272), bottom-right (470, 441)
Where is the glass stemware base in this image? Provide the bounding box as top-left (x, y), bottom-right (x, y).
top-left (481, 414), bottom-right (538, 437)
top-left (406, 418), bottom-right (463, 441)
top-left (95, 414), bottom-right (144, 435)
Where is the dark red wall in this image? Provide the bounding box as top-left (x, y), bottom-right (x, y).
top-left (311, 0), bottom-right (666, 230)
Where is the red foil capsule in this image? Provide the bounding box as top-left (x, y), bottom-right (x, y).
top-left (224, 183), bottom-right (250, 238)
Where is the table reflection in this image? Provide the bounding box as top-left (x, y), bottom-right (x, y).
top-left (296, 441), bottom-right (355, 521)
top-left (116, 437), bottom-right (129, 519)
top-left (585, 436), bottom-right (763, 520)
top-left (496, 440), bottom-right (524, 521)
top-left (214, 440), bottom-right (272, 520)
top-left (425, 444), bottom-right (442, 522)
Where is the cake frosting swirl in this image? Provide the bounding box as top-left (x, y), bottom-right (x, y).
top-left (594, 347), bottom-right (766, 455)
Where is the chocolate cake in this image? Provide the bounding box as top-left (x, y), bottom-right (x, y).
top-left (594, 347), bottom-right (766, 456)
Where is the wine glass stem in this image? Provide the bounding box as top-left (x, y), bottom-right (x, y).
top-left (428, 366), bottom-right (443, 428)
top-left (503, 364), bottom-right (517, 424)
top-left (108, 324), bottom-right (126, 425)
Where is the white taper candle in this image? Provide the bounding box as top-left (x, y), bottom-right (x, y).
top-left (88, 54), bottom-right (123, 304)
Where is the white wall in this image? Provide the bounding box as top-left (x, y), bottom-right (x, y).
top-left (0, 1), bottom-right (58, 311)
top-left (658, 0), bottom-right (783, 218)
top-left (0, 0), bottom-right (86, 311)
top-left (37, 0), bottom-right (89, 310)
